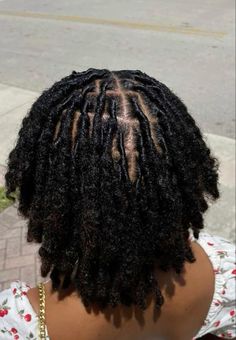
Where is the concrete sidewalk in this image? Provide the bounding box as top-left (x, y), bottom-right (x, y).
top-left (0, 84), bottom-right (38, 166)
top-left (0, 84), bottom-right (235, 290)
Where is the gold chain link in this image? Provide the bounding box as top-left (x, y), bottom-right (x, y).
top-left (38, 282), bottom-right (46, 340)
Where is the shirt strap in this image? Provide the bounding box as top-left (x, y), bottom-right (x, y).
top-left (38, 282), bottom-right (46, 340)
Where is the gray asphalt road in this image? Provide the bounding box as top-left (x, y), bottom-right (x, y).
top-left (0, 0), bottom-right (235, 138)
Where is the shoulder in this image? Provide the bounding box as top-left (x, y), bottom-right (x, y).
top-left (0, 281), bottom-right (37, 339)
top-left (155, 239), bottom-right (216, 338)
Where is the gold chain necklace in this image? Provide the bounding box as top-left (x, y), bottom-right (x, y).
top-left (38, 282), bottom-right (46, 340)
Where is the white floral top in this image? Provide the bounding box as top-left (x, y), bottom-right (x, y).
top-left (0, 233), bottom-right (235, 339)
top-left (0, 281), bottom-right (49, 339)
top-left (192, 233), bottom-right (236, 339)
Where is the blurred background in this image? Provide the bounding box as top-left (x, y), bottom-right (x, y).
top-left (0, 0), bottom-right (235, 288)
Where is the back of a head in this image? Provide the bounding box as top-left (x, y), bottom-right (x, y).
top-left (5, 68), bottom-right (219, 310)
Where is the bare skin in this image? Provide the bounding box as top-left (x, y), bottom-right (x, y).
top-left (27, 240), bottom-right (215, 340)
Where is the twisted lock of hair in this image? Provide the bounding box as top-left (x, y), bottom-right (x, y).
top-left (5, 68), bottom-right (219, 310)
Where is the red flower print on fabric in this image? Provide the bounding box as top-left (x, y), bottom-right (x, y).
top-left (11, 327), bottom-right (18, 334)
top-left (24, 313), bottom-right (32, 322)
top-left (213, 320), bottom-right (221, 327)
top-left (0, 298), bottom-right (10, 317)
top-left (18, 309), bottom-right (32, 322)
top-left (0, 326), bottom-right (19, 338)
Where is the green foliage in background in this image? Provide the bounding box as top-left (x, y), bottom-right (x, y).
top-left (0, 187), bottom-right (13, 212)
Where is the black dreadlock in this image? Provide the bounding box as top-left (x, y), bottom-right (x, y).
top-left (5, 68), bottom-right (219, 310)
